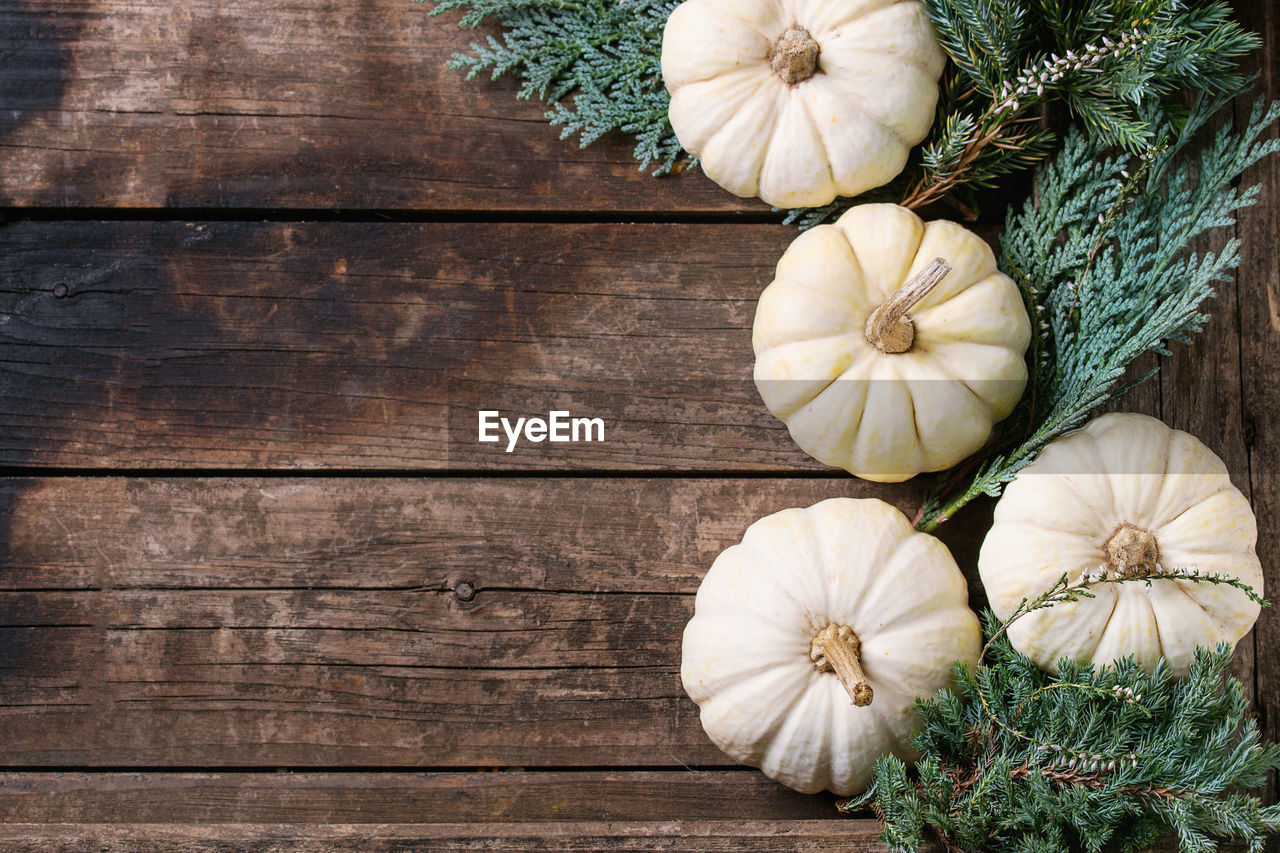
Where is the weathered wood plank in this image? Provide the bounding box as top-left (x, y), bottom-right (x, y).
top-left (0, 218), bottom-right (1171, 474)
top-left (0, 477), bottom-right (986, 767)
top-left (0, 664), bottom-right (707, 766)
top-left (0, 821), bottom-right (913, 852)
top-left (0, 0), bottom-right (753, 213)
top-left (1163, 334), bottom-right (1257, 695)
top-left (0, 220), bottom-right (818, 470)
top-left (1160, 149), bottom-right (1258, 696)
top-left (0, 771), bottom-right (838, 822)
top-left (1233, 0), bottom-right (1280, 812)
top-left (0, 476), bottom-right (983, 592)
top-left (0, 478), bottom-right (888, 592)
top-left (0, 218), bottom-right (1182, 473)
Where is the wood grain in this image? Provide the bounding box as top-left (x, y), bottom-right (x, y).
top-left (0, 218), bottom-right (1162, 473)
top-left (0, 220), bottom-right (818, 470)
top-left (0, 771), bottom-right (838, 822)
top-left (1160, 130), bottom-right (1258, 695)
top-left (0, 0), bottom-right (756, 213)
top-left (1233, 0), bottom-right (1280, 816)
top-left (0, 477), bottom-right (896, 592)
top-left (0, 0), bottom-right (1274, 840)
top-left (0, 477), bottom-right (987, 767)
top-left (0, 821), bottom-right (919, 852)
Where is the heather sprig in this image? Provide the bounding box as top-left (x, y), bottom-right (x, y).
top-left (788, 0), bottom-right (1259, 225)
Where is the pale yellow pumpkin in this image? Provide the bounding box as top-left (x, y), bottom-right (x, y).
top-left (753, 203), bottom-right (1031, 482)
top-left (681, 497), bottom-right (981, 795)
top-left (661, 0), bottom-right (946, 208)
top-left (979, 413), bottom-right (1263, 676)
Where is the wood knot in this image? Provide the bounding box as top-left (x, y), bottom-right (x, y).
top-left (769, 25), bottom-right (820, 85)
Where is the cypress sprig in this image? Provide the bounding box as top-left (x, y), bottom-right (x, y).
top-left (915, 92), bottom-right (1280, 531)
top-left (425, 0), bottom-right (685, 174)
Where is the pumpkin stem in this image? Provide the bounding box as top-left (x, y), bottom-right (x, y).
top-left (769, 25), bottom-right (820, 86)
top-left (864, 258), bottom-right (952, 354)
top-left (810, 624), bottom-right (873, 706)
top-left (1105, 522), bottom-right (1160, 578)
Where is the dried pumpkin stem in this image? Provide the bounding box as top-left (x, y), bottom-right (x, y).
top-left (810, 623), bottom-right (873, 706)
top-left (1105, 522), bottom-right (1160, 578)
top-left (864, 258), bottom-right (952, 354)
top-left (769, 25), bottom-right (820, 85)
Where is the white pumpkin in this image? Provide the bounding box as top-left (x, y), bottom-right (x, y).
top-left (661, 0), bottom-right (946, 208)
top-left (979, 413), bottom-right (1263, 676)
top-left (681, 497), bottom-right (980, 795)
top-left (753, 203), bottom-right (1031, 482)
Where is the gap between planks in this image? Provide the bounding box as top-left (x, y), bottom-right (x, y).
top-left (0, 770), bottom-right (840, 823)
top-left (0, 821), bottom-right (918, 852)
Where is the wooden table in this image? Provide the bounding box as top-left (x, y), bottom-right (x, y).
top-left (0, 2), bottom-right (1275, 850)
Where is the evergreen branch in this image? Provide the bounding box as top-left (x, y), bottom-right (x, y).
top-left (899, 29), bottom-right (1151, 212)
top-left (861, 573), bottom-right (1279, 853)
top-left (866, 636), bottom-right (1280, 852)
top-left (916, 93), bottom-right (1280, 532)
top-left (432, 0), bottom-right (1259, 216)
top-left (426, 0), bottom-right (687, 174)
top-left (790, 0), bottom-right (1259, 225)
top-left (851, 550), bottom-right (1275, 852)
top-left (965, 570), bottom-right (1268, 775)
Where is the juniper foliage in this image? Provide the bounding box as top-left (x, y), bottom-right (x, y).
top-left (914, 91), bottom-right (1280, 531)
top-left (855, 616), bottom-right (1280, 852)
top-left (426, 0), bottom-right (684, 174)
top-left (430, 0), bottom-right (1258, 216)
